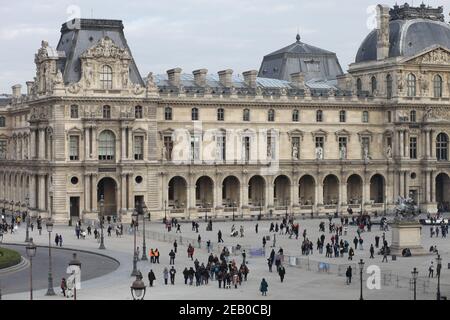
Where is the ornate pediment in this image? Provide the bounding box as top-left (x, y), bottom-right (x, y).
top-left (404, 46), bottom-right (450, 65)
top-left (81, 37), bottom-right (131, 60)
top-left (335, 129), bottom-right (351, 141)
top-left (423, 106), bottom-right (450, 123)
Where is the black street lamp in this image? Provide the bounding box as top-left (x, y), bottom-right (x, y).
top-left (436, 254), bottom-right (442, 300)
top-left (131, 211), bottom-right (139, 277)
top-left (99, 196), bottom-right (106, 250)
top-left (358, 259), bottom-right (365, 300)
top-left (24, 195), bottom-right (30, 242)
top-left (140, 202), bottom-right (148, 261)
top-left (45, 220), bottom-right (55, 296)
top-left (130, 271), bottom-right (146, 300)
top-left (25, 238), bottom-right (37, 300)
top-left (68, 253), bottom-right (82, 300)
top-left (411, 267), bottom-right (418, 300)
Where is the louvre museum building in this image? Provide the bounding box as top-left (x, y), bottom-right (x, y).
top-left (1, 3), bottom-right (450, 223)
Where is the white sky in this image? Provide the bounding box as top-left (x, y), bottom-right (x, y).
top-left (0, 0), bottom-right (448, 93)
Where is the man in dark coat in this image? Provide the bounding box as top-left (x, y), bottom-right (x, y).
top-left (148, 270), bottom-right (156, 287)
top-left (278, 265), bottom-right (286, 282)
top-left (346, 266), bottom-right (352, 284)
top-left (169, 266), bottom-right (176, 285)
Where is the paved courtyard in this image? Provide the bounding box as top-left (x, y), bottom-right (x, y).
top-left (1, 214), bottom-right (449, 300)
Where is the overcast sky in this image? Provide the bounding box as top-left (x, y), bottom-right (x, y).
top-left (0, 0), bottom-right (448, 93)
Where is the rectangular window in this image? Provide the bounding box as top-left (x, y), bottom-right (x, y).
top-left (315, 136), bottom-right (324, 148)
top-left (339, 111), bottom-right (346, 123)
top-left (217, 109), bottom-right (224, 121)
top-left (70, 105), bottom-right (79, 119)
top-left (243, 136), bottom-right (250, 161)
top-left (387, 111), bottom-right (392, 123)
top-left (362, 111), bottom-right (369, 123)
top-left (216, 135), bottom-right (226, 161)
top-left (69, 136), bottom-right (79, 160)
top-left (339, 137), bottom-right (347, 158)
top-left (163, 136), bottom-right (173, 161)
top-left (409, 137), bottom-right (417, 159)
top-left (0, 140), bottom-right (6, 159)
top-left (190, 135), bottom-right (200, 161)
top-left (134, 136), bottom-right (144, 160)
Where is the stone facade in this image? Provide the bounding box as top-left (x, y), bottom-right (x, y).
top-left (1, 4), bottom-right (450, 223)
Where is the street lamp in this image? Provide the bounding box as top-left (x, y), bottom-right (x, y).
top-left (411, 267), bottom-right (418, 300)
top-left (164, 200), bottom-right (167, 223)
top-left (45, 220), bottom-right (55, 296)
top-left (24, 195), bottom-right (30, 243)
top-left (139, 202), bottom-right (148, 261)
top-left (436, 254), bottom-right (442, 300)
top-left (130, 271), bottom-right (146, 300)
top-left (25, 238), bottom-right (37, 300)
top-left (99, 196), bottom-right (106, 250)
top-left (68, 253), bottom-right (82, 300)
top-left (358, 259), bottom-right (365, 300)
top-left (131, 210), bottom-right (139, 277)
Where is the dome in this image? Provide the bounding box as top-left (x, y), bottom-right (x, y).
top-left (258, 34), bottom-right (343, 82)
top-left (356, 4), bottom-right (450, 63)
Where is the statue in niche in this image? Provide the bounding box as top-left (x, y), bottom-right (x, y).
top-left (292, 143), bottom-right (299, 160)
top-left (339, 145), bottom-right (347, 160)
top-left (386, 145), bottom-right (392, 158)
top-left (315, 146), bottom-right (323, 160)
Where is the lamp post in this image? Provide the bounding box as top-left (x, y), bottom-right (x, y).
top-left (358, 259), bottom-right (365, 300)
top-left (25, 238), bottom-right (37, 300)
top-left (411, 267), bottom-right (418, 300)
top-left (436, 254), bottom-right (442, 300)
top-left (164, 200), bottom-right (167, 223)
top-left (99, 196), bottom-right (106, 250)
top-left (24, 195), bottom-right (30, 242)
top-left (130, 271), bottom-right (146, 300)
top-left (131, 210), bottom-right (139, 277)
top-left (45, 220), bottom-right (55, 296)
top-left (68, 253), bottom-right (81, 300)
top-left (140, 202), bottom-right (148, 261)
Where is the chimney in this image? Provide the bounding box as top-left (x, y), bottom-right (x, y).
top-left (376, 4), bottom-right (390, 60)
top-left (167, 68), bottom-right (182, 87)
top-left (290, 72), bottom-right (305, 88)
top-left (218, 69), bottom-right (233, 87)
top-left (26, 81), bottom-right (34, 95)
top-left (243, 70), bottom-right (258, 88)
top-left (12, 84), bottom-right (22, 98)
top-left (193, 69), bottom-right (208, 87)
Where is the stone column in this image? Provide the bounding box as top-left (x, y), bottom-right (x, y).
top-left (84, 174), bottom-right (91, 212)
top-left (38, 128), bottom-right (46, 160)
top-left (128, 128), bottom-right (133, 160)
top-left (121, 127), bottom-right (127, 160)
top-left (85, 127), bottom-right (90, 160)
top-left (405, 131), bottom-right (410, 158)
top-left (425, 130), bottom-right (430, 158)
top-left (267, 178), bottom-right (274, 208)
top-left (91, 174), bottom-right (98, 213)
top-left (292, 180), bottom-right (299, 206)
top-left (341, 179), bottom-right (347, 206)
top-left (214, 178), bottom-right (221, 209)
top-left (29, 174), bottom-right (36, 210)
top-left (30, 129), bottom-right (36, 159)
top-left (121, 173), bottom-right (127, 213)
top-left (430, 130), bottom-right (435, 158)
top-left (425, 171), bottom-right (431, 203)
top-left (241, 178), bottom-right (248, 208)
top-left (431, 171), bottom-right (436, 203)
top-left (38, 174), bottom-right (46, 211)
top-left (399, 130), bottom-right (404, 158)
top-left (188, 183), bottom-right (196, 209)
top-left (127, 173), bottom-right (134, 210)
top-left (91, 127), bottom-right (97, 160)
top-left (317, 176), bottom-right (323, 205)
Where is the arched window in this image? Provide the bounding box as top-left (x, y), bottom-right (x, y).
top-left (371, 76), bottom-right (377, 95)
top-left (410, 110), bottom-right (416, 122)
top-left (268, 109), bottom-right (275, 122)
top-left (0, 116), bottom-right (5, 127)
top-left (437, 133), bottom-right (448, 161)
top-left (292, 109), bottom-right (299, 122)
top-left (217, 108), bottom-right (224, 121)
top-left (164, 106), bottom-right (172, 120)
top-left (316, 110), bottom-right (323, 122)
top-left (100, 65), bottom-right (113, 90)
top-left (98, 130), bottom-right (115, 161)
top-left (386, 74), bottom-right (393, 99)
top-left (103, 105), bottom-right (111, 119)
top-left (362, 111), bottom-right (369, 123)
top-left (339, 110), bottom-right (346, 123)
top-left (407, 73), bottom-right (416, 97)
top-left (191, 107), bottom-right (199, 121)
top-left (134, 106), bottom-right (143, 119)
top-left (243, 108), bottom-right (250, 121)
top-left (434, 75), bottom-right (443, 98)
top-left (356, 78), bottom-right (362, 94)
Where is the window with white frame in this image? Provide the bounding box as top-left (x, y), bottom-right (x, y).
top-left (100, 65), bottom-right (113, 90)
top-left (0, 140), bottom-right (7, 159)
top-left (134, 136), bottom-right (144, 160)
top-left (190, 134), bottom-right (200, 160)
top-left (98, 130), bottom-right (115, 160)
top-left (69, 136), bottom-right (79, 160)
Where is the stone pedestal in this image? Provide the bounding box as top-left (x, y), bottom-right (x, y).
top-left (390, 221), bottom-right (428, 256)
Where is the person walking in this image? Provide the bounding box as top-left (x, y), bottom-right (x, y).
top-left (267, 257), bottom-right (273, 272)
top-left (382, 246), bottom-right (388, 263)
top-left (218, 230), bottom-right (224, 243)
top-left (348, 247), bottom-right (354, 261)
top-left (358, 237), bottom-right (364, 250)
top-left (169, 249), bottom-right (176, 265)
top-left (60, 278), bottom-right (67, 297)
top-left (369, 244), bottom-right (375, 259)
top-left (169, 266), bottom-right (176, 285)
top-left (375, 235), bottom-right (380, 248)
top-left (262, 236), bottom-right (266, 248)
top-left (259, 278), bottom-right (268, 296)
top-left (173, 240), bottom-right (178, 253)
top-left (148, 269), bottom-right (156, 287)
top-left (346, 266), bottom-right (352, 285)
top-left (278, 265), bottom-right (286, 282)
top-left (163, 267), bottom-right (169, 285)
top-left (197, 234), bottom-right (202, 248)
top-left (154, 248), bottom-right (160, 264)
top-left (255, 223), bottom-right (258, 234)
top-left (55, 233), bottom-right (59, 246)
top-left (428, 261), bottom-right (434, 278)
top-left (183, 267), bottom-right (189, 285)
top-left (58, 234), bottom-right (63, 247)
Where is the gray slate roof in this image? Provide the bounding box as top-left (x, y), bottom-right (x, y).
top-left (56, 19), bottom-right (144, 86)
top-left (356, 18), bottom-right (450, 63)
top-left (257, 34), bottom-right (344, 83)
